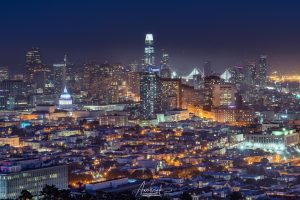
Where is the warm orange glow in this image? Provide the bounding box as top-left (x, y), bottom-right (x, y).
top-left (187, 104), bottom-right (215, 120)
top-left (20, 114), bottom-right (38, 120)
top-left (269, 75), bottom-right (300, 82)
top-left (245, 154), bottom-right (282, 164)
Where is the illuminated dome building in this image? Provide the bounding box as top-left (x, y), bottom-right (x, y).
top-left (58, 86), bottom-right (73, 109)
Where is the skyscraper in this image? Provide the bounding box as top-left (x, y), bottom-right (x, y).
top-left (160, 52), bottom-right (172, 78)
top-left (82, 62), bottom-right (98, 91)
top-left (25, 48), bottom-right (43, 83)
top-left (128, 71), bottom-right (140, 101)
top-left (228, 66), bottom-right (245, 90)
top-left (0, 80), bottom-right (32, 110)
top-left (34, 66), bottom-right (51, 93)
top-left (144, 34), bottom-right (155, 67)
top-left (212, 84), bottom-right (237, 107)
top-left (245, 62), bottom-right (256, 86)
top-left (0, 66), bottom-right (9, 81)
top-left (52, 55), bottom-right (67, 95)
top-left (140, 72), bottom-right (162, 119)
top-left (161, 78), bottom-right (182, 111)
top-left (256, 55), bottom-right (268, 87)
top-left (25, 48), bottom-right (51, 93)
top-left (203, 75), bottom-right (221, 111)
top-left (203, 61), bottom-right (212, 77)
top-left (161, 51), bottom-right (169, 68)
top-left (193, 73), bottom-right (203, 89)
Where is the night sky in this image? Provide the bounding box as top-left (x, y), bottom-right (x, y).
top-left (1, 0), bottom-right (300, 74)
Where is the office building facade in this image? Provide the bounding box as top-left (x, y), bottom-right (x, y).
top-left (0, 165), bottom-right (68, 199)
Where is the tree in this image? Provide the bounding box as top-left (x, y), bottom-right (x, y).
top-left (19, 190), bottom-right (33, 200)
top-left (40, 185), bottom-right (60, 200)
top-left (58, 189), bottom-right (72, 199)
top-left (91, 136), bottom-right (105, 146)
top-left (79, 119), bottom-right (87, 126)
top-left (233, 158), bottom-right (247, 168)
top-left (229, 191), bottom-right (244, 200)
top-left (260, 158), bottom-right (269, 165)
top-left (78, 193), bottom-right (96, 200)
top-left (171, 166), bottom-right (201, 178)
top-left (180, 191), bottom-right (192, 200)
top-left (129, 168), bottom-right (153, 180)
top-left (76, 138), bottom-right (83, 145)
top-left (246, 165), bottom-right (265, 175)
top-left (105, 168), bottom-right (130, 180)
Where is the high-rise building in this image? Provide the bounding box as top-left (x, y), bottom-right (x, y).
top-left (0, 80), bottom-right (32, 110)
top-left (203, 61), bottom-right (212, 77)
top-left (52, 63), bottom-right (65, 95)
top-left (0, 66), bottom-right (9, 81)
top-left (193, 74), bottom-right (203, 89)
top-left (99, 62), bottom-right (112, 76)
top-left (12, 74), bottom-right (24, 81)
top-left (128, 72), bottom-right (140, 100)
top-left (82, 62), bottom-right (99, 91)
top-left (228, 67), bottom-right (243, 84)
top-left (129, 61), bottom-right (139, 72)
top-left (203, 75), bottom-right (221, 111)
top-left (160, 52), bottom-right (172, 78)
top-left (144, 34), bottom-right (155, 67)
top-left (34, 66), bottom-right (51, 93)
top-left (140, 72), bottom-right (162, 119)
top-left (228, 66), bottom-right (245, 90)
top-left (25, 48), bottom-right (43, 83)
top-left (52, 55), bottom-right (67, 95)
top-left (161, 78), bottom-right (182, 111)
top-left (256, 55), bottom-right (268, 87)
top-left (245, 63), bottom-right (256, 86)
top-left (212, 84), bottom-right (237, 107)
top-left (181, 84), bottom-right (203, 109)
top-left (110, 64), bottom-right (127, 103)
top-left (25, 48), bottom-right (50, 93)
top-left (87, 62), bottom-right (132, 104)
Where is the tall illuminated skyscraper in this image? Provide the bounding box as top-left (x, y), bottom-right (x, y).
top-left (256, 55), bottom-right (268, 87)
top-left (160, 52), bottom-right (172, 78)
top-left (161, 51), bottom-right (169, 68)
top-left (140, 72), bottom-right (162, 119)
top-left (245, 62), bottom-right (256, 86)
top-left (144, 34), bottom-right (155, 67)
top-left (161, 78), bottom-right (182, 111)
top-left (203, 75), bottom-right (221, 111)
top-left (25, 48), bottom-right (50, 93)
top-left (25, 48), bottom-right (43, 83)
top-left (52, 55), bottom-right (67, 95)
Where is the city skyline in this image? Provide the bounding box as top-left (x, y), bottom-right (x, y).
top-left (1, 1), bottom-right (300, 199)
top-left (1, 0), bottom-right (300, 74)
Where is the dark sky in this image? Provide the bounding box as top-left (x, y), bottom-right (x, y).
top-left (1, 0), bottom-right (300, 75)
